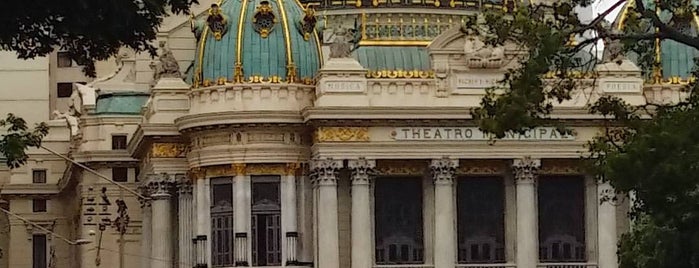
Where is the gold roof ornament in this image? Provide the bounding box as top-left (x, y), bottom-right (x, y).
top-left (207, 3), bottom-right (229, 41)
top-left (253, 1), bottom-right (278, 38)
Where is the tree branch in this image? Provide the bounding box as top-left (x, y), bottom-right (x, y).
top-left (635, 0), bottom-right (699, 50)
top-left (570, 0), bottom-right (628, 34)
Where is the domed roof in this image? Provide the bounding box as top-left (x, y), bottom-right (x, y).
top-left (614, 0), bottom-right (699, 82)
top-left (190, 0), bottom-right (322, 87)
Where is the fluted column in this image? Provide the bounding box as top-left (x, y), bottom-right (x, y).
top-left (348, 158), bottom-right (376, 268)
top-left (512, 158), bottom-right (540, 268)
top-left (193, 169), bottom-right (209, 267)
top-left (597, 181), bottom-right (618, 268)
top-left (178, 180), bottom-right (195, 268)
top-left (431, 158), bottom-right (458, 268)
top-left (149, 174), bottom-right (176, 268)
top-left (138, 186), bottom-right (152, 268)
top-left (232, 163), bottom-right (249, 266)
top-left (310, 158), bottom-right (343, 268)
top-left (284, 163), bottom-right (300, 265)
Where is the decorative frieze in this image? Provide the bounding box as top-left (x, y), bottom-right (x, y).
top-left (310, 158), bottom-right (342, 186)
top-left (430, 158), bottom-right (458, 184)
top-left (151, 143), bottom-right (187, 158)
top-left (315, 127), bottom-right (370, 142)
top-left (245, 164), bottom-right (287, 175)
top-left (285, 163), bottom-right (301, 176)
top-left (232, 163), bottom-right (246, 176)
top-left (348, 158), bottom-right (376, 185)
top-left (539, 159), bottom-right (585, 175)
top-left (512, 157), bottom-right (540, 183)
top-left (375, 160), bottom-right (427, 175)
top-left (457, 160), bottom-right (507, 175)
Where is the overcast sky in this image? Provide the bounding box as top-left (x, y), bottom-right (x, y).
top-left (594, 0), bottom-right (626, 22)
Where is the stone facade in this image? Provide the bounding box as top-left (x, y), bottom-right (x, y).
top-left (0, 0), bottom-right (691, 268)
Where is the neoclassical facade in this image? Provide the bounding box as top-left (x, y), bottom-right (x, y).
top-left (1, 0), bottom-right (697, 268)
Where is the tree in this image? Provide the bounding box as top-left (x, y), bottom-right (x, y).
top-left (0, 0), bottom-right (198, 76)
top-left (465, 0), bottom-right (699, 266)
top-left (0, 114), bottom-right (48, 168)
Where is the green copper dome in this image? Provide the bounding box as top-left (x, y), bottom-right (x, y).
top-left (190, 0), bottom-right (322, 87)
top-left (614, 0), bottom-right (699, 83)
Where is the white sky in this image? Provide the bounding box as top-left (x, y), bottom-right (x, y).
top-left (594, 0), bottom-right (627, 22)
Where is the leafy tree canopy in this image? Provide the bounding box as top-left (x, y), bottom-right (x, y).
top-left (0, 114), bottom-right (48, 168)
top-left (466, 0), bottom-right (699, 266)
top-left (0, 0), bottom-right (198, 76)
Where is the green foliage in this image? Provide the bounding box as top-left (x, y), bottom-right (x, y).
top-left (467, 0), bottom-right (699, 266)
top-left (0, 0), bottom-right (198, 76)
top-left (0, 114), bottom-right (49, 169)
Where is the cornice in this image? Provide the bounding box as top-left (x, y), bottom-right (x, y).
top-left (72, 151), bottom-right (139, 163)
top-left (0, 184), bottom-right (60, 196)
top-left (175, 111), bottom-right (304, 131)
top-left (128, 123), bottom-right (183, 158)
top-left (81, 115), bottom-right (143, 125)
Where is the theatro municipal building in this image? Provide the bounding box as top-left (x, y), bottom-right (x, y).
top-left (0, 0), bottom-right (696, 267)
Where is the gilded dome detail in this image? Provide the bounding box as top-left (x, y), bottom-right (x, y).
top-left (253, 1), bottom-right (277, 38)
top-left (190, 0), bottom-right (322, 87)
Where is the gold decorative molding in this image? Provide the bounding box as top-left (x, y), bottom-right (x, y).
top-left (232, 163), bottom-right (246, 175)
top-left (207, 165), bottom-right (234, 177)
top-left (315, 127), bottom-right (370, 142)
top-left (376, 160), bottom-right (428, 175)
top-left (457, 160), bottom-right (507, 175)
top-left (285, 163), bottom-right (301, 176)
top-left (246, 163), bottom-right (286, 175)
top-left (151, 143), bottom-right (187, 158)
top-left (189, 168), bottom-right (207, 181)
top-left (366, 69), bottom-right (435, 79)
top-left (539, 159), bottom-right (587, 175)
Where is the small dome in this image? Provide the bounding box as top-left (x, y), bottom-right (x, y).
top-left (191, 0), bottom-right (322, 87)
top-left (614, 0), bottom-right (699, 82)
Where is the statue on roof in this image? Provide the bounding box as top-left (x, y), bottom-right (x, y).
top-left (150, 42), bottom-right (182, 83)
top-left (601, 29), bottom-right (625, 64)
top-left (461, 21), bottom-right (505, 69)
top-left (328, 25), bottom-right (361, 58)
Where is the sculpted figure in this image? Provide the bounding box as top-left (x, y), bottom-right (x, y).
top-left (329, 27), bottom-right (360, 58)
top-left (463, 35), bottom-right (504, 68)
top-left (53, 110), bottom-right (80, 138)
top-left (150, 42), bottom-right (181, 83)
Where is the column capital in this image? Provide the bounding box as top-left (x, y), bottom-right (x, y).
top-left (431, 157), bottom-right (458, 185)
top-left (147, 173), bottom-right (179, 198)
top-left (177, 180), bottom-right (193, 195)
top-left (348, 158), bottom-right (376, 185)
top-left (512, 157), bottom-right (540, 184)
top-left (310, 158), bottom-right (342, 186)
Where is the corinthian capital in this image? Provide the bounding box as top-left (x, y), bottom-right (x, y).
top-left (348, 158), bottom-right (376, 185)
top-left (431, 157), bottom-right (458, 184)
top-left (309, 158), bottom-right (343, 187)
top-left (512, 157), bottom-right (540, 183)
top-left (147, 173), bottom-right (177, 198)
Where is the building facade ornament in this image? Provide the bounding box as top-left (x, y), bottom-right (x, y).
top-left (328, 27), bottom-right (360, 58)
top-left (177, 180), bottom-right (193, 196)
top-left (375, 160), bottom-right (427, 175)
top-left (315, 127), bottom-right (370, 142)
top-left (463, 35), bottom-right (505, 69)
top-left (147, 173), bottom-right (178, 198)
top-left (52, 110), bottom-right (80, 138)
top-left (285, 163), bottom-right (301, 176)
top-left (150, 42), bottom-right (182, 82)
top-left (309, 158), bottom-right (342, 186)
top-left (430, 157), bottom-right (458, 184)
top-left (150, 143), bottom-right (187, 158)
top-left (348, 158), bottom-right (376, 185)
top-left (512, 157), bottom-right (541, 183)
top-left (246, 164), bottom-right (287, 175)
top-left (232, 163), bottom-right (247, 176)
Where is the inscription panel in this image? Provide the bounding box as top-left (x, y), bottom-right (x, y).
top-left (390, 127), bottom-right (575, 141)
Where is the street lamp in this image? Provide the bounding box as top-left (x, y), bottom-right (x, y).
top-left (0, 201), bottom-right (91, 246)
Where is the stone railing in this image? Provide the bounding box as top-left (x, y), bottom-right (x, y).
top-left (537, 263), bottom-right (598, 268)
top-left (456, 263), bottom-right (516, 268)
top-left (188, 84), bottom-right (315, 115)
top-left (374, 265), bottom-right (434, 268)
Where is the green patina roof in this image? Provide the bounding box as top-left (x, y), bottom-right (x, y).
top-left (615, 0), bottom-right (699, 79)
top-left (191, 0), bottom-right (322, 86)
top-left (93, 92), bottom-right (150, 115)
top-left (353, 46), bottom-right (431, 71)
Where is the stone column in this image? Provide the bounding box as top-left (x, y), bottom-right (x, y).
top-left (232, 163), bottom-right (249, 266)
top-left (149, 174), bottom-right (175, 268)
top-left (193, 169), bottom-right (209, 267)
top-left (348, 158), bottom-right (376, 268)
top-left (284, 163), bottom-right (300, 265)
top-left (310, 158), bottom-right (342, 268)
top-left (597, 181), bottom-right (618, 268)
top-left (431, 158), bottom-right (458, 268)
top-left (138, 186), bottom-right (152, 268)
top-left (512, 158), bottom-right (540, 268)
top-left (178, 180), bottom-right (195, 268)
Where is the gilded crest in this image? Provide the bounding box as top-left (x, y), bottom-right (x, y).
top-left (253, 1), bottom-right (277, 38)
top-left (315, 127), bottom-right (370, 142)
top-left (207, 3), bottom-right (228, 41)
top-left (298, 4), bottom-right (317, 41)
